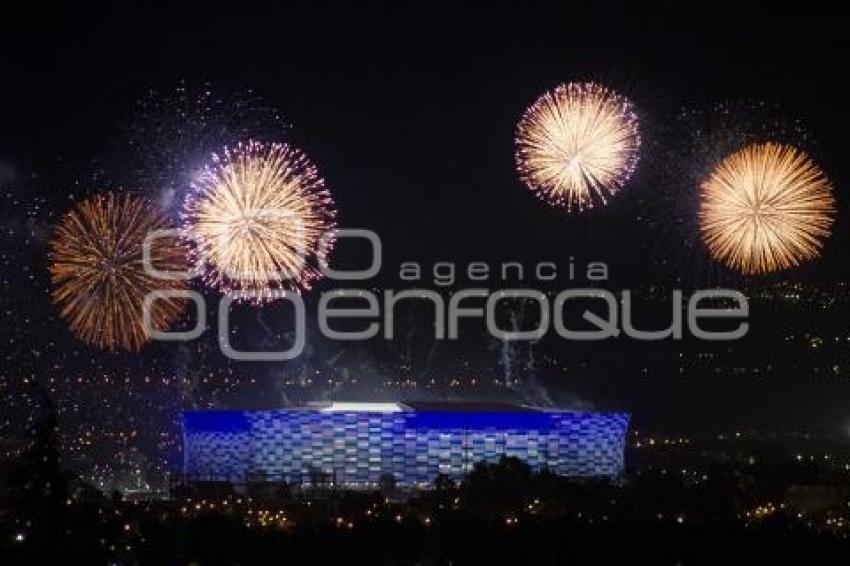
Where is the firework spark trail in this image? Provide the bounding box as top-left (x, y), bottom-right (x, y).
top-left (699, 142), bottom-right (835, 275)
top-left (49, 193), bottom-right (187, 352)
top-left (182, 141), bottom-right (337, 302)
top-left (515, 82), bottom-right (640, 211)
top-left (100, 82), bottom-right (291, 211)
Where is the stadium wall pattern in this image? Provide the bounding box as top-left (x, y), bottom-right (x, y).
top-left (183, 405), bottom-right (630, 486)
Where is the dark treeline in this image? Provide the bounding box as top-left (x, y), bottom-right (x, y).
top-left (2, 403), bottom-right (850, 564)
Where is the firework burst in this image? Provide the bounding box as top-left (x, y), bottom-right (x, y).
top-left (49, 193), bottom-right (188, 352)
top-left (515, 82), bottom-right (640, 211)
top-left (635, 101), bottom-right (813, 286)
top-left (182, 141), bottom-right (337, 302)
top-left (699, 142), bottom-right (835, 275)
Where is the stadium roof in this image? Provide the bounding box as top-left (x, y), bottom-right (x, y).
top-left (303, 401), bottom-right (544, 413)
top-left (308, 402), bottom-right (405, 413)
top-left (402, 401), bottom-right (540, 412)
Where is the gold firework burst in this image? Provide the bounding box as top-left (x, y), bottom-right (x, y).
top-left (182, 141), bottom-right (337, 302)
top-left (49, 193), bottom-right (188, 351)
top-left (699, 142), bottom-right (835, 275)
top-left (515, 82), bottom-right (640, 211)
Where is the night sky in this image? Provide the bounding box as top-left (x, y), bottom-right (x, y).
top-left (3, 3), bottom-right (850, 487)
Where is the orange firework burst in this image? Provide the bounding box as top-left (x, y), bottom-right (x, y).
top-left (699, 142), bottom-right (835, 275)
top-left (515, 82), bottom-right (640, 211)
top-left (49, 193), bottom-right (188, 351)
top-left (182, 140), bottom-right (337, 303)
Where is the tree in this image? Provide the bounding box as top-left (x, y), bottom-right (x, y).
top-left (433, 473), bottom-right (455, 493)
top-left (379, 473), bottom-right (398, 498)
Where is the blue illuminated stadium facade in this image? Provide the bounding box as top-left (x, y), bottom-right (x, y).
top-left (183, 402), bottom-right (629, 487)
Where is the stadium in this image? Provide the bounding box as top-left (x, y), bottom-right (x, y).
top-left (183, 402), bottom-right (630, 487)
